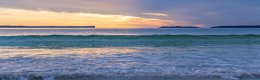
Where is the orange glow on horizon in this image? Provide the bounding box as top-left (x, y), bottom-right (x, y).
top-left (0, 8), bottom-right (189, 28)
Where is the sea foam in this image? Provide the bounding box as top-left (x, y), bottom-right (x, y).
top-left (0, 46), bottom-right (260, 80)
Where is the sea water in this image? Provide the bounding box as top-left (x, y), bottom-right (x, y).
top-left (0, 28), bottom-right (260, 80)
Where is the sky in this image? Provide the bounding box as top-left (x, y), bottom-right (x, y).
top-left (0, 0), bottom-right (260, 28)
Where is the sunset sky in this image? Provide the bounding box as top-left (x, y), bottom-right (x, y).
top-left (1, 0), bottom-right (260, 28)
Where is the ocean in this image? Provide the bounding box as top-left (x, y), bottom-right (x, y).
top-left (0, 28), bottom-right (260, 80)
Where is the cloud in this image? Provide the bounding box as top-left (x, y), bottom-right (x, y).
top-left (142, 13), bottom-right (168, 17)
top-left (2, 0), bottom-right (258, 27)
top-left (135, 0), bottom-right (260, 26)
top-left (0, 7), bottom-right (190, 28)
top-left (0, 0), bottom-right (200, 27)
top-left (0, 0), bottom-right (137, 15)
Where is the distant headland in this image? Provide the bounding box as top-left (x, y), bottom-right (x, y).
top-left (211, 25), bottom-right (260, 28)
top-left (159, 26), bottom-right (199, 28)
top-left (0, 26), bottom-right (95, 28)
top-left (159, 25), bottom-right (260, 28)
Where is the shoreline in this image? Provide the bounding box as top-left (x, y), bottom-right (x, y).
top-left (1, 73), bottom-right (259, 80)
top-left (0, 26), bottom-right (95, 29)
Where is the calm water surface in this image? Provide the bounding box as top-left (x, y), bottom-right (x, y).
top-left (0, 28), bottom-right (260, 35)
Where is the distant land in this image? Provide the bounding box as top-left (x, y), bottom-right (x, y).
top-left (159, 26), bottom-right (199, 28)
top-left (211, 25), bottom-right (260, 28)
top-left (0, 26), bottom-right (95, 28)
top-left (159, 25), bottom-right (260, 28)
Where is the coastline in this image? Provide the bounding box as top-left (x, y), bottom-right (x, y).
top-left (0, 26), bottom-right (96, 29)
top-left (1, 72), bottom-right (259, 80)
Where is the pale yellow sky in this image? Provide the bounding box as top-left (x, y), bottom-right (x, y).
top-left (0, 8), bottom-right (189, 28)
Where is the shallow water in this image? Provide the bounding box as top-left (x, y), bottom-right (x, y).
top-left (0, 28), bottom-right (259, 80)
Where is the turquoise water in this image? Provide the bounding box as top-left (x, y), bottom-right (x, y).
top-left (0, 28), bottom-right (260, 80)
top-left (0, 35), bottom-right (259, 48)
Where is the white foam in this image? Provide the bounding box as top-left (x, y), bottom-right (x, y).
top-left (0, 46), bottom-right (260, 79)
